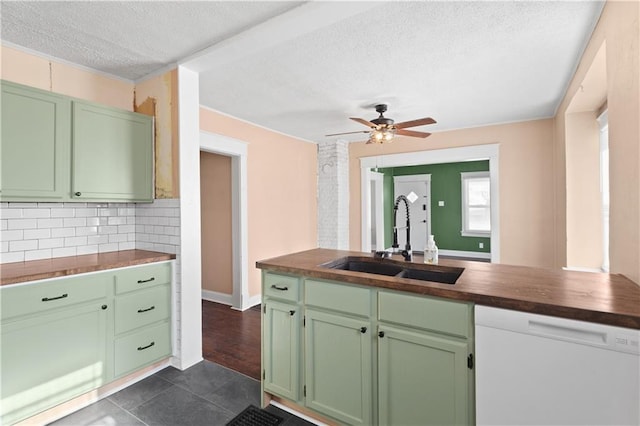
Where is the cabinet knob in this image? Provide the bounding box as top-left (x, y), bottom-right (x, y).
top-left (378, 331), bottom-right (385, 338)
top-left (289, 310), bottom-right (295, 316)
top-left (360, 327), bottom-right (367, 334)
top-left (74, 192), bottom-right (82, 197)
top-left (101, 305), bottom-right (107, 310)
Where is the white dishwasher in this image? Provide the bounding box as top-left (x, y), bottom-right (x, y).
top-left (475, 305), bottom-right (640, 425)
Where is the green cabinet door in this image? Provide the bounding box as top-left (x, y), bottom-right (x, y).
top-left (1, 81), bottom-right (71, 200)
top-left (263, 300), bottom-right (300, 401)
top-left (72, 100), bottom-right (153, 201)
top-left (305, 309), bottom-right (372, 425)
top-left (378, 325), bottom-right (472, 426)
top-left (0, 301), bottom-right (108, 425)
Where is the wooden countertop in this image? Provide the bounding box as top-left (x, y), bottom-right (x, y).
top-left (1, 250), bottom-right (176, 286)
top-left (256, 248), bottom-right (640, 329)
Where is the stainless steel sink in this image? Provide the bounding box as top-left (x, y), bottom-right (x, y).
top-left (322, 256), bottom-right (464, 285)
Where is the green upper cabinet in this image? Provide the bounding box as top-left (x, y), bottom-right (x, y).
top-left (72, 101), bottom-right (153, 202)
top-left (0, 80), bottom-right (154, 202)
top-left (1, 81), bottom-right (71, 200)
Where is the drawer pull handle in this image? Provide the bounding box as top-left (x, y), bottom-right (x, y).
top-left (271, 284), bottom-right (288, 291)
top-left (137, 306), bottom-right (156, 313)
top-left (137, 277), bottom-right (155, 284)
top-left (42, 293), bottom-right (68, 302)
top-left (137, 342), bottom-right (155, 351)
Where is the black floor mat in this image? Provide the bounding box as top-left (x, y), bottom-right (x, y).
top-left (226, 405), bottom-right (284, 426)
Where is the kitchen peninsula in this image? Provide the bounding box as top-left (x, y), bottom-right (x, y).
top-left (257, 248), bottom-right (640, 425)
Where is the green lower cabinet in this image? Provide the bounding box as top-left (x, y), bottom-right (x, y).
top-left (378, 325), bottom-right (472, 426)
top-left (0, 301), bottom-right (108, 425)
top-left (263, 300), bottom-right (300, 401)
top-left (304, 309), bottom-right (372, 425)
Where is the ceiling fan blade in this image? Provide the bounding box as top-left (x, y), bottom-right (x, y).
top-left (325, 130), bottom-right (370, 137)
top-left (394, 117), bottom-right (437, 129)
top-left (396, 129), bottom-right (432, 138)
top-left (350, 117), bottom-right (377, 127)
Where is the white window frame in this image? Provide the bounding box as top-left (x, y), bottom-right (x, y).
top-left (461, 171), bottom-right (491, 237)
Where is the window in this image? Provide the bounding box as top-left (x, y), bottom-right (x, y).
top-left (461, 171), bottom-right (490, 237)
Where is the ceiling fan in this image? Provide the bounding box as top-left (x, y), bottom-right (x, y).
top-left (326, 104), bottom-right (436, 144)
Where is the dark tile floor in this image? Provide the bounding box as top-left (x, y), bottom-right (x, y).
top-left (49, 360), bottom-right (315, 426)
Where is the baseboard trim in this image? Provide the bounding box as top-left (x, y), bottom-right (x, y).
top-left (234, 293), bottom-right (261, 311)
top-left (201, 289), bottom-right (233, 306)
top-left (563, 266), bottom-right (604, 273)
top-left (439, 249), bottom-right (491, 260)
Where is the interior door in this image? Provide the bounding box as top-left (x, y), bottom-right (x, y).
top-left (393, 175), bottom-right (431, 252)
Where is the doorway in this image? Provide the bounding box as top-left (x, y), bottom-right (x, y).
top-left (361, 144), bottom-right (500, 263)
top-left (393, 174), bottom-right (431, 252)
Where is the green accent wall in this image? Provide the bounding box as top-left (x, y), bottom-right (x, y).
top-left (379, 160), bottom-right (491, 253)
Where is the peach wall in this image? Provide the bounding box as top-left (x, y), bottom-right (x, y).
top-left (200, 152), bottom-right (233, 294)
top-left (350, 119), bottom-right (556, 268)
top-left (554, 0), bottom-right (640, 283)
top-left (136, 70), bottom-right (180, 198)
top-left (565, 112), bottom-right (603, 268)
top-left (199, 108), bottom-right (318, 296)
top-left (1, 45), bottom-right (133, 110)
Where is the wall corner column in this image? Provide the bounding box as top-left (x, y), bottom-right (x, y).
top-left (318, 140), bottom-right (350, 250)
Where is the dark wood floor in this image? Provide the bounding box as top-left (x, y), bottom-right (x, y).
top-left (202, 300), bottom-right (262, 380)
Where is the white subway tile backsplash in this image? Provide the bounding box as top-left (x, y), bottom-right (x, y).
top-left (75, 208), bottom-right (98, 217)
top-left (1, 208), bottom-right (24, 219)
top-left (37, 218), bottom-right (63, 228)
top-left (51, 208), bottom-right (76, 218)
top-left (24, 229), bottom-right (51, 240)
top-left (10, 240), bottom-right (38, 251)
top-left (98, 225), bottom-right (118, 234)
top-left (65, 236), bottom-right (88, 247)
top-left (23, 209), bottom-right (51, 218)
top-left (52, 227), bottom-right (76, 238)
top-left (107, 216), bottom-right (127, 226)
top-left (77, 245), bottom-right (98, 255)
top-left (9, 219), bottom-right (38, 230)
top-left (63, 218), bottom-right (86, 227)
top-left (88, 235), bottom-right (109, 245)
top-left (76, 226), bottom-right (98, 236)
top-left (1, 230), bottom-right (24, 241)
top-left (108, 234), bottom-right (127, 244)
top-left (119, 241), bottom-right (135, 251)
top-left (39, 238), bottom-right (65, 249)
top-left (98, 243), bottom-right (119, 253)
top-left (1, 198), bottom-right (180, 263)
top-left (25, 249), bottom-right (52, 261)
top-left (52, 247), bottom-right (77, 257)
top-left (2, 251), bottom-right (25, 263)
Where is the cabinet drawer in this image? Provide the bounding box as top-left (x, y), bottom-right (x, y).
top-left (115, 285), bottom-right (170, 334)
top-left (378, 291), bottom-right (471, 338)
top-left (115, 262), bottom-right (171, 294)
top-left (264, 273), bottom-right (300, 302)
top-left (305, 279), bottom-right (371, 317)
top-left (1, 273), bottom-right (110, 320)
top-left (114, 321), bottom-right (171, 378)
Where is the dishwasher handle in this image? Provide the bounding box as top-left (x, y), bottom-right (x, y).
top-left (528, 320), bottom-right (607, 345)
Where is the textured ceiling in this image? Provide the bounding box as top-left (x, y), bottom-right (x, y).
top-left (1, 1), bottom-right (604, 143)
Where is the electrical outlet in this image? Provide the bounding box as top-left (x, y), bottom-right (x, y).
top-left (438, 201), bottom-right (445, 207)
top-left (479, 242), bottom-right (484, 249)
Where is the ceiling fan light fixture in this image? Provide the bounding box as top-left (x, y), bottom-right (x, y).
top-left (368, 126), bottom-right (396, 144)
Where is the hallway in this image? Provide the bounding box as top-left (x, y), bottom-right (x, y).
top-left (202, 300), bottom-right (262, 381)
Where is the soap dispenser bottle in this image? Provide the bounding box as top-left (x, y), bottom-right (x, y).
top-left (424, 235), bottom-right (439, 264)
